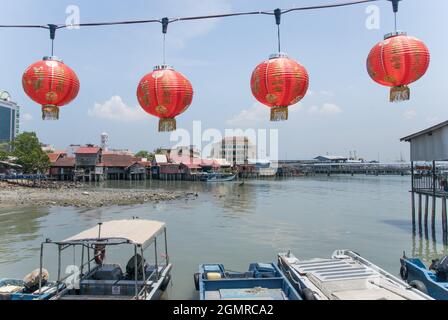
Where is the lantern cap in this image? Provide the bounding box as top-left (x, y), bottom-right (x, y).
top-left (43, 56), bottom-right (63, 62)
top-left (269, 52), bottom-right (288, 60)
top-left (153, 64), bottom-right (173, 71)
top-left (384, 31), bottom-right (407, 40)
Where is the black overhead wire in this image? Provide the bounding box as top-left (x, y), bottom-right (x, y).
top-left (0, 0), bottom-right (380, 30)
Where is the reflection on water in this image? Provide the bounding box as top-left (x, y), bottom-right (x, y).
top-left (0, 207), bottom-right (50, 264)
top-left (412, 233), bottom-right (448, 263)
top-left (1, 176), bottom-right (448, 299)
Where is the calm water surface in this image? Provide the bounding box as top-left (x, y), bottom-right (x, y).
top-left (1, 176), bottom-right (447, 299)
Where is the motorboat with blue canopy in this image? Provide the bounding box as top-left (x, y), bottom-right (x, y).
top-left (194, 263), bottom-right (301, 300)
top-left (38, 219), bottom-right (172, 300)
top-left (278, 250), bottom-right (432, 300)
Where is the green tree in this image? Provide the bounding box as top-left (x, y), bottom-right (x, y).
top-left (11, 132), bottom-right (50, 173)
top-left (0, 143), bottom-right (10, 161)
top-left (135, 150), bottom-right (155, 161)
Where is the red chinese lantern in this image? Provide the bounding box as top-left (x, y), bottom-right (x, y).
top-left (137, 65), bottom-right (193, 132)
top-left (251, 53), bottom-right (309, 121)
top-left (22, 56), bottom-right (80, 120)
top-left (367, 32), bottom-right (430, 102)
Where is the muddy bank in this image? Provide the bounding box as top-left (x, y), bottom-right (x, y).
top-left (0, 181), bottom-right (196, 208)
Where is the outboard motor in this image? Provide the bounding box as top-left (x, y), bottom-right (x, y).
top-left (125, 254), bottom-right (147, 280)
top-left (429, 256), bottom-right (448, 282)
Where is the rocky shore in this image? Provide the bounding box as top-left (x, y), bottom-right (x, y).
top-left (0, 181), bottom-right (195, 208)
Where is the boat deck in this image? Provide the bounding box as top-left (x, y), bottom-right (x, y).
top-left (281, 253), bottom-right (429, 300)
top-left (57, 294), bottom-right (134, 300)
top-left (204, 288), bottom-right (288, 300)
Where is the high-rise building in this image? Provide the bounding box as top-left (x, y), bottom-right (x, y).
top-left (210, 137), bottom-right (256, 165)
top-left (0, 90), bottom-right (20, 146)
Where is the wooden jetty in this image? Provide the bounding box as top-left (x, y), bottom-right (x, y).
top-left (401, 120), bottom-right (448, 244)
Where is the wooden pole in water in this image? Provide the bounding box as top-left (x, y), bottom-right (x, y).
top-left (443, 196), bottom-right (448, 244)
top-left (411, 161), bottom-right (416, 232)
top-left (425, 194), bottom-right (429, 238)
top-left (418, 193), bottom-right (423, 234)
top-left (432, 160), bottom-right (437, 234)
top-left (411, 191), bottom-right (416, 233)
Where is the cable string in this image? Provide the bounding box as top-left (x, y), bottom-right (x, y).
top-left (277, 24), bottom-right (281, 53)
top-left (0, 0), bottom-right (380, 30)
top-left (163, 33), bottom-right (166, 65)
top-left (394, 12), bottom-right (398, 32)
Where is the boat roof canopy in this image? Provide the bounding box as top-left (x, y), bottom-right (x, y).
top-left (61, 219), bottom-right (165, 248)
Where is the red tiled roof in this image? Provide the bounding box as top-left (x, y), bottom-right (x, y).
top-left (181, 163), bottom-right (202, 169)
top-left (52, 157), bottom-right (75, 167)
top-left (75, 147), bottom-right (101, 154)
top-left (102, 154), bottom-right (137, 168)
top-left (170, 155), bottom-right (202, 165)
top-left (47, 152), bottom-right (66, 163)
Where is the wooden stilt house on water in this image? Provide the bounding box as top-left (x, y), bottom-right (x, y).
top-left (401, 120), bottom-right (448, 243)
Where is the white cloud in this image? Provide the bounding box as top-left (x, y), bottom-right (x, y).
top-left (88, 96), bottom-right (145, 122)
top-left (403, 110), bottom-right (417, 120)
top-left (22, 113), bottom-right (33, 121)
top-left (226, 103), bottom-right (267, 127)
top-left (308, 103), bottom-right (342, 115)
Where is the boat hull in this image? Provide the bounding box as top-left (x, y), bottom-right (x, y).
top-left (400, 257), bottom-right (448, 300)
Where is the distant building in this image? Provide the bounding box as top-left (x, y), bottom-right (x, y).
top-left (0, 90), bottom-right (20, 147)
top-left (210, 137), bottom-right (256, 166)
top-left (101, 132), bottom-right (109, 152)
top-left (49, 157), bottom-right (76, 181)
top-left (104, 149), bottom-right (134, 156)
top-left (314, 155), bottom-right (348, 163)
top-left (47, 151), bottom-right (67, 164)
top-left (172, 145), bottom-right (201, 158)
top-left (74, 145), bottom-right (103, 182)
top-left (67, 144), bottom-right (81, 157)
top-left (41, 144), bottom-right (56, 153)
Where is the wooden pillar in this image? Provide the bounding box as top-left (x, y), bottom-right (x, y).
top-left (418, 193), bottom-right (423, 234)
top-left (443, 196), bottom-right (448, 244)
top-left (411, 191), bottom-right (416, 233)
top-left (432, 160), bottom-right (437, 234)
top-left (424, 194), bottom-right (429, 238)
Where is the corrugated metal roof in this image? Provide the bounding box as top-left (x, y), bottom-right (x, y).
top-left (401, 120), bottom-right (448, 142)
top-left (154, 154), bottom-right (168, 164)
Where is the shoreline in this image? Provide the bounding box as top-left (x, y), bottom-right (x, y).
top-left (0, 181), bottom-right (195, 209)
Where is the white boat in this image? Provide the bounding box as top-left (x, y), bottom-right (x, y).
top-left (278, 250), bottom-right (432, 300)
top-left (38, 219), bottom-right (172, 300)
top-left (202, 173), bottom-right (236, 182)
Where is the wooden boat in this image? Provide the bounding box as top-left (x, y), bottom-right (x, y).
top-left (400, 253), bottom-right (448, 300)
top-left (194, 263), bottom-right (301, 300)
top-left (0, 274), bottom-right (62, 300)
top-left (202, 173), bottom-right (236, 182)
top-left (278, 250), bottom-right (432, 300)
top-left (37, 219), bottom-right (172, 300)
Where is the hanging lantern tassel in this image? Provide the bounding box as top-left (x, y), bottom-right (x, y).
top-left (390, 85), bottom-right (410, 103)
top-left (270, 106), bottom-right (288, 121)
top-left (159, 118), bottom-right (176, 132)
top-left (41, 104), bottom-right (60, 120)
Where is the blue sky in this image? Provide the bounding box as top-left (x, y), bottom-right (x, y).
top-left (1, 0), bottom-right (447, 161)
